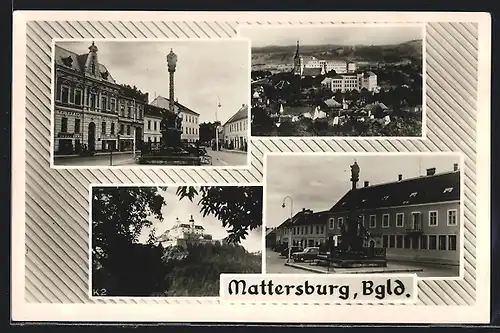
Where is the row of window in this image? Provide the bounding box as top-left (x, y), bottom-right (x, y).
top-left (183, 127), bottom-right (198, 136)
top-left (289, 224), bottom-right (325, 236)
top-left (184, 114), bottom-right (198, 124)
top-left (226, 120), bottom-right (248, 133)
top-left (56, 84), bottom-right (143, 120)
top-left (60, 117), bottom-right (135, 136)
top-left (382, 234), bottom-right (458, 251)
top-left (328, 210), bottom-right (458, 229)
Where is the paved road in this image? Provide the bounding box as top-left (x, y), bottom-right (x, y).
top-left (207, 150), bottom-right (247, 166)
top-left (54, 153), bottom-right (136, 166)
top-left (265, 248), bottom-right (309, 274)
top-left (53, 150), bottom-right (247, 167)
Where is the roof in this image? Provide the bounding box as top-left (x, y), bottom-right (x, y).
top-left (150, 95), bottom-right (199, 116)
top-left (282, 105), bottom-right (316, 116)
top-left (223, 104), bottom-right (248, 125)
top-left (54, 44), bottom-right (116, 84)
top-left (329, 170), bottom-right (460, 213)
top-left (324, 98), bottom-right (341, 107)
top-left (302, 67), bottom-right (323, 76)
top-left (277, 209), bottom-right (330, 229)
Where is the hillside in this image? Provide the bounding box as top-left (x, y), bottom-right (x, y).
top-left (92, 241), bottom-right (262, 297)
top-left (252, 39), bottom-right (423, 66)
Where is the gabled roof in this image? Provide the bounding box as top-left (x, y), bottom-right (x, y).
top-left (302, 67), bottom-right (323, 77)
top-left (54, 44), bottom-right (116, 84)
top-left (150, 95), bottom-right (200, 116)
top-left (329, 170), bottom-right (460, 213)
top-left (324, 98), bottom-right (341, 108)
top-left (282, 105), bottom-right (316, 116)
top-left (277, 209), bottom-right (329, 229)
top-left (223, 104), bottom-right (248, 125)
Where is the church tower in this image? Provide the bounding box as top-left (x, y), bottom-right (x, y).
top-left (293, 40), bottom-right (303, 76)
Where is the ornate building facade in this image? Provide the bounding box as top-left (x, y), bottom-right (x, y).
top-left (293, 41), bottom-right (356, 77)
top-left (53, 42), bottom-right (144, 155)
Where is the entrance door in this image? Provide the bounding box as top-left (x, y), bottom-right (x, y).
top-left (88, 122), bottom-right (96, 152)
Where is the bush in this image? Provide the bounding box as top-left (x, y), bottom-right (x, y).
top-left (93, 242), bottom-right (261, 297)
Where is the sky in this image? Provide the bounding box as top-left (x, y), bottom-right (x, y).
top-left (138, 187), bottom-right (262, 253)
top-left (239, 25), bottom-right (424, 48)
top-left (56, 40), bottom-right (250, 124)
top-left (265, 154), bottom-right (461, 228)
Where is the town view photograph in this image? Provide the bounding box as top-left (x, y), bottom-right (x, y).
top-left (240, 25), bottom-right (424, 137)
top-left (52, 40), bottom-right (250, 167)
top-left (91, 185), bottom-right (262, 297)
top-left (265, 154), bottom-right (461, 277)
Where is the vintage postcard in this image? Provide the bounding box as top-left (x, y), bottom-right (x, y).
top-left (11, 11), bottom-right (490, 324)
top-left (241, 24), bottom-right (425, 139)
top-left (51, 39), bottom-right (251, 168)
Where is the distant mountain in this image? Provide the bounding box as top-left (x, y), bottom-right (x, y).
top-left (252, 39), bottom-right (423, 65)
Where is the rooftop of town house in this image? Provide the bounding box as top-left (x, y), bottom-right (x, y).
top-left (223, 104), bottom-right (248, 126)
top-left (329, 168), bottom-right (461, 213)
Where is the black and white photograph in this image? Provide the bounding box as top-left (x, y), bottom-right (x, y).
top-left (265, 153), bottom-right (461, 277)
top-left (241, 24), bottom-right (424, 137)
top-left (51, 40), bottom-right (250, 167)
top-left (91, 185), bottom-right (262, 297)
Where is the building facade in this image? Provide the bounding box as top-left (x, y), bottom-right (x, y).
top-left (156, 215), bottom-right (213, 248)
top-left (321, 71), bottom-right (378, 93)
top-left (327, 164), bottom-right (461, 266)
top-left (222, 104), bottom-right (249, 151)
top-left (143, 104), bottom-right (163, 143)
top-left (150, 96), bottom-right (200, 143)
top-left (274, 209), bottom-right (329, 249)
top-left (53, 42), bottom-right (144, 155)
top-left (292, 41), bottom-right (356, 77)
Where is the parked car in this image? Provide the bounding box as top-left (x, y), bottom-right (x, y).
top-left (291, 247), bottom-right (320, 262)
top-left (273, 243), bottom-right (287, 253)
top-left (280, 246), bottom-right (303, 257)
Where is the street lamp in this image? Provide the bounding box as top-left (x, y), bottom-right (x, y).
top-left (216, 97), bottom-right (221, 151)
top-left (282, 196), bottom-right (293, 263)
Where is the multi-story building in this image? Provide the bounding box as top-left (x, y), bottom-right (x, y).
top-left (156, 215), bottom-right (213, 248)
top-left (149, 96), bottom-right (200, 143)
top-left (53, 42), bottom-right (144, 154)
top-left (321, 71), bottom-right (378, 93)
top-left (292, 41), bottom-right (356, 77)
top-left (273, 209), bottom-right (329, 249)
top-left (143, 104), bottom-right (163, 143)
top-left (327, 163), bottom-right (461, 266)
top-left (222, 104), bottom-right (249, 151)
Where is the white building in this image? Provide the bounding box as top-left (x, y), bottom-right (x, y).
top-left (143, 105), bottom-right (163, 143)
top-left (321, 71), bottom-right (378, 93)
top-left (150, 95), bottom-right (200, 143)
top-left (156, 215), bottom-right (213, 248)
top-left (222, 104), bottom-right (249, 150)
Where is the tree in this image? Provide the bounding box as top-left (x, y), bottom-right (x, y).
top-left (199, 121), bottom-right (220, 143)
top-left (92, 186), bottom-right (166, 271)
top-left (251, 106), bottom-right (277, 136)
top-left (175, 186), bottom-right (263, 244)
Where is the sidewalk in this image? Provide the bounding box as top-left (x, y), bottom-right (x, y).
top-left (55, 150), bottom-right (140, 158)
top-left (220, 148), bottom-right (247, 155)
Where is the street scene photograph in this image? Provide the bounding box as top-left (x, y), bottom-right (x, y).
top-left (265, 153), bottom-right (461, 277)
top-left (91, 185), bottom-right (262, 297)
top-left (52, 40), bottom-right (250, 167)
top-left (240, 24), bottom-right (424, 137)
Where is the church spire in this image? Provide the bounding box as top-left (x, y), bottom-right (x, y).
top-left (295, 40), bottom-right (300, 57)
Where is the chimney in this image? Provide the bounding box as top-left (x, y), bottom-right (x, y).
top-left (453, 163), bottom-right (459, 171)
top-left (302, 208), bottom-right (306, 212)
top-left (426, 168), bottom-right (436, 176)
top-left (398, 174), bottom-right (403, 181)
top-left (364, 181), bottom-right (369, 187)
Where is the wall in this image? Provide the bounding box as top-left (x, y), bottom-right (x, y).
top-left (223, 118), bottom-right (248, 150)
top-left (328, 201), bottom-right (461, 265)
top-left (181, 112), bottom-right (200, 143)
top-left (144, 116), bottom-right (162, 143)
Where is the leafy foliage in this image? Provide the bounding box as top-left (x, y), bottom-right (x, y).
top-left (176, 186), bottom-right (263, 244)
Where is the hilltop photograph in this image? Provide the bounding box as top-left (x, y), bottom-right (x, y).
top-left (91, 185), bottom-right (262, 297)
top-left (240, 25), bottom-right (424, 137)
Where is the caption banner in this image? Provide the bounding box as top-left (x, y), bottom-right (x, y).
top-left (220, 274), bottom-right (417, 303)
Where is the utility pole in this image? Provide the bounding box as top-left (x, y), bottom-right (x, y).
top-left (216, 97), bottom-right (221, 151)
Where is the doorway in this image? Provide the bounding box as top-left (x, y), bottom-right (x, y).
top-left (88, 122), bottom-right (96, 152)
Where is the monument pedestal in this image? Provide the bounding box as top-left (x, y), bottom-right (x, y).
top-left (138, 128), bottom-right (201, 165)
